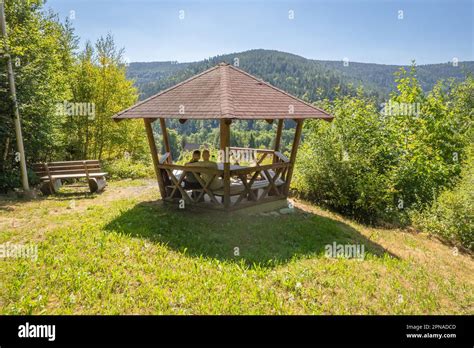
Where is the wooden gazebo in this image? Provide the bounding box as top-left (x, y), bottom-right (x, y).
top-left (113, 63), bottom-right (333, 211)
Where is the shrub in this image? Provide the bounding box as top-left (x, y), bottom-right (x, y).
top-left (293, 72), bottom-right (473, 227)
top-left (103, 158), bottom-right (154, 180)
top-left (412, 145), bottom-right (474, 250)
top-left (0, 167), bottom-right (39, 194)
top-left (293, 92), bottom-right (398, 224)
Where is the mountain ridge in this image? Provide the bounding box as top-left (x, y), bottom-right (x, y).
top-left (127, 49), bottom-right (474, 101)
top-left (130, 49), bottom-right (472, 67)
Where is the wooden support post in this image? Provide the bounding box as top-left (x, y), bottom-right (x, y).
top-left (284, 119), bottom-right (304, 195)
top-left (220, 119), bottom-right (231, 209)
top-left (159, 118), bottom-right (172, 163)
top-left (145, 119), bottom-right (166, 198)
top-left (273, 119), bottom-right (284, 163)
top-left (1, 2), bottom-right (29, 192)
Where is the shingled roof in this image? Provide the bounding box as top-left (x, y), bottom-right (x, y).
top-left (113, 63), bottom-right (333, 121)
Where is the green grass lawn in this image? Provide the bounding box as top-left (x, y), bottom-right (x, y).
top-left (0, 179), bottom-right (472, 314)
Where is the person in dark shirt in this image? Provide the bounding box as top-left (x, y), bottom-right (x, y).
top-left (184, 150), bottom-right (202, 189)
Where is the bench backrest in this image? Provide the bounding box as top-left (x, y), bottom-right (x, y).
top-left (32, 160), bottom-right (104, 178)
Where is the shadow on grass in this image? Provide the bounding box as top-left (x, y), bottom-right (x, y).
top-left (0, 187), bottom-right (99, 211)
top-left (104, 200), bottom-right (399, 267)
top-left (44, 190), bottom-right (98, 201)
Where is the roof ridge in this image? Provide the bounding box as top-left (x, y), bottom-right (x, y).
top-left (219, 64), bottom-right (235, 118)
top-left (113, 64), bottom-right (221, 119)
top-left (227, 65), bottom-right (332, 117)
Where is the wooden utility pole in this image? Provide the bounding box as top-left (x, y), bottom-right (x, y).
top-left (0, 1), bottom-right (29, 191)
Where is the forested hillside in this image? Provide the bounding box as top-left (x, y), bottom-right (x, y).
top-left (127, 49), bottom-right (474, 101)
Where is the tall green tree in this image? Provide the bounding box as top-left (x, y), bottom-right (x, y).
top-left (0, 0), bottom-right (77, 191)
top-left (65, 34), bottom-right (146, 161)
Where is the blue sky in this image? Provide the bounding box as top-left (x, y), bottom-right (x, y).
top-left (46, 0), bottom-right (473, 65)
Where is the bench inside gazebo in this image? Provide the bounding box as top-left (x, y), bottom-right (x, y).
top-left (113, 63), bottom-right (333, 211)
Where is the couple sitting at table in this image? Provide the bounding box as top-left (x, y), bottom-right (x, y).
top-left (184, 149), bottom-right (223, 190)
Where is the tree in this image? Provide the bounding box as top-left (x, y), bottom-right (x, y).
top-left (0, 0), bottom-right (77, 191)
top-left (248, 132), bottom-right (256, 148)
top-left (293, 66), bottom-right (473, 225)
top-left (65, 34), bottom-right (146, 161)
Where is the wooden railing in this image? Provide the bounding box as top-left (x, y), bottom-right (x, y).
top-left (228, 146), bottom-right (274, 165)
top-left (159, 152), bottom-right (171, 164)
top-left (274, 151), bottom-right (289, 163)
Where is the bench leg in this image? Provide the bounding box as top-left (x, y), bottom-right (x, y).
top-left (40, 179), bottom-right (62, 195)
top-left (88, 177), bottom-right (107, 193)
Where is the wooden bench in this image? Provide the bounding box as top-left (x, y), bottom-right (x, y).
top-left (32, 160), bottom-right (108, 195)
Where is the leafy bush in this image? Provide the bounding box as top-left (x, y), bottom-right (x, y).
top-left (0, 167), bottom-right (39, 194)
top-left (412, 145), bottom-right (474, 250)
top-left (293, 71), bottom-right (473, 226)
top-left (293, 91), bottom-right (397, 224)
top-left (103, 158), bottom-right (154, 180)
